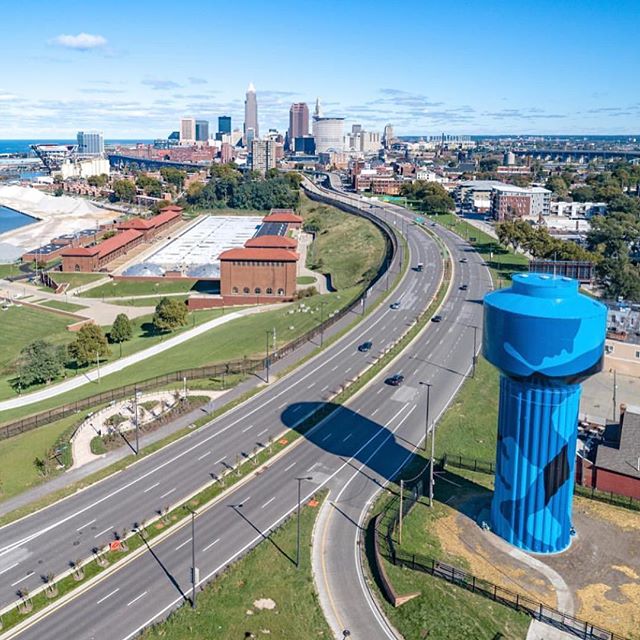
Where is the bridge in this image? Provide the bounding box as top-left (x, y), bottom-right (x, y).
top-left (513, 148), bottom-right (640, 161)
top-left (108, 154), bottom-right (208, 171)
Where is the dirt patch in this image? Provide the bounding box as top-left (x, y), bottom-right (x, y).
top-left (253, 598), bottom-right (276, 610)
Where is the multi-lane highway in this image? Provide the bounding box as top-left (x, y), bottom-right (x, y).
top-left (0, 181), bottom-right (445, 638)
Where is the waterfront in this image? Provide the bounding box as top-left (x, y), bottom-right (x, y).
top-left (0, 205), bottom-right (37, 234)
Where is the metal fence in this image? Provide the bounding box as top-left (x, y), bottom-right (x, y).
top-left (441, 452), bottom-right (495, 474)
top-left (376, 490), bottom-right (627, 640)
top-left (0, 186), bottom-right (399, 441)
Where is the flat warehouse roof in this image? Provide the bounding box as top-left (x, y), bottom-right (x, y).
top-left (139, 215), bottom-right (262, 271)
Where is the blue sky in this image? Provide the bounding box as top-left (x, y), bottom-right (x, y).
top-left (0, 0), bottom-right (639, 138)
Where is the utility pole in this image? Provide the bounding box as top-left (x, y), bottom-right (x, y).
top-left (420, 382), bottom-right (431, 452)
top-left (429, 420), bottom-right (436, 508)
top-left (613, 369), bottom-right (618, 422)
top-left (319, 301), bottom-right (327, 346)
top-left (265, 330), bottom-right (270, 383)
top-left (134, 390), bottom-right (140, 454)
top-left (472, 325), bottom-right (478, 379)
top-left (186, 508), bottom-right (198, 608)
top-left (399, 478), bottom-right (404, 544)
top-left (296, 476), bottom-right (312, 568)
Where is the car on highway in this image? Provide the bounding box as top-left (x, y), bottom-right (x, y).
top-left (431, 315), bottom-right (443, 322)
top-left (390, 301), bottom-right (401, 309)
top-left (358, 341), bottom-right (373, 352)
top-left (460, 284), bottom-right (468, 291)
top-left (415, 263), bottom-right (424, 272)
top-left (460, 257), bottom-right (468, 263)
top-left (385, 373), bottom-right (405, 386)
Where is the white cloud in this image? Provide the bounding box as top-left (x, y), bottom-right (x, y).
top-left (52, 33), bottom-right (107, 50)
top-left (0, 92), bottom-right (18, 101)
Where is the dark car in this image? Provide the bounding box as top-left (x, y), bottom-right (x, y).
top-left (358, 341), bottom-right (373, 352)
top-left (460, 284), bottom-right (468, 291)
top-left (385, 373), bottom-right (405, 386)
top-left (431, 315), bottom-right (443, 323)
top-left (460, 257), bottom-right (468, 263)
top-left (390, 302), bottom-right (400, 309)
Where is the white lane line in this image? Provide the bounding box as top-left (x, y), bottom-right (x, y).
top-left (372, 408), bottom-right (379, 416)
top-left (242, 424), bottom-right (255, 433)
top-left (345, 367), bottom-right (352, 373)
top-left (321, 385), bottom-right (329, 391)
top-left (241, 496), bottom-right (251, 504)
top-left (342, 433), bottom-right (352, 442)
top-left (278, 401), bottom-right (287, 409)
top-left (0, 562), bottom-right (19, 576)
top-left (143, 482), bottom-right (160, 493)
top-left (376, 388), bottom-right (384, 395)
top-left (203, 538), bottom-right (220, 552)
top-left (214, 456), bottom-right (227, 465)
top-left (284, 461), bottom-right (296, 472)
top-left (160, 487), bottom-right (176, 499)
top-left (76, 518), bottom-right (96, 531)
top-left (175, 539), bottom-right (191, 551)
top-left (10, 571), bottom-right (34, 587)
top-left (331, 365), bottom-right (338, 372)
top-left (257, 428), bottom-right (268, 436)
top-left (127, 591), bottom-right (147, 607)
top-left (96, 588), bottom-right (119, 605)
top-left (94, 526), bottom-right (113, 539)
top-left (321, 433), bottom-right (332, 442)
top-left (261, 496), bottom-right (276, 509)
top-left (197, 450), bottom-right (212, 461)
top-left (308, 382), bottom-right (316, 389)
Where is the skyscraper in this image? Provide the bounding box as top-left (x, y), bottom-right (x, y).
top-left (288, 103), bottom-right (309, 146)
top-left (312, 98), bottom-right (344, 153)
top-left (195, 120), bottom-right (209, 142)
top-left (244, 83), bottom-right (259, 144)
top-left (180, 118), bottom-right (196, 144)
top-left (382, 123), bottom-right (394, 148)
top-left (218, 116), bottom-right (231, 135)
top-left (76, 131), bottom-right (104, 155)
top-left (250, 139), bottom-right (276, 175)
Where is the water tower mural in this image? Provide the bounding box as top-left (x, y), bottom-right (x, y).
top-left (483, 274), bottom-right (606, 553)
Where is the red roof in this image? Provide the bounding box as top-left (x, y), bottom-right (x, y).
top-left (262, 212), bottom-right (303, 224)
top-left (150, 208), bottom-right (181, 227)
top-left (244, 236), bottom-right (298, 249)
top-left (117, 217), bottom-right (154, 231)
top-left (96, 229), bottom-right (143, 259)
top-left (61, 246), bottom-right (99, 257)
top-left (218, 248), bottom-right (299, 262)
top-left (161, 204), bottom-right (184, 212)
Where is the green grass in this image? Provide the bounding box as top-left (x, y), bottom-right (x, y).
top-left (300, 194), bottom-right (387, 290)
top-left (296, 275), bottom-right (316, 285)
top-left (79, 279), bottom-right (207, 299)
top-left (49, 273), bottom-right (105, 289)
top-left (109, 295), bottom-right (188, 307)
top-left (0, 263), bottom-right (26, 279)
top-left (141, 493), bottom-right (331, 640)
top-left (38, 299), bottom-right (88, 313)
top-left (0, 413), bottom-right (83, 500)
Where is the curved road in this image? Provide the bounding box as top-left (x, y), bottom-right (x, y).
top-left (0, 182), bottom-right (435, 620)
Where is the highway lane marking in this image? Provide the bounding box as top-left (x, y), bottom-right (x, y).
top-left (143, 482), bottom-right (160, 493)
top-left (283, 461), bottom-right (296, 472)
top-left (0, 562), bottom-right (19, 576)
top-left (371, 408), bottom-right (379, 416)
top-left (261, 497), bottom-right (276, 509)
top-left (160, 488), bottom-right (176, 499)
top-left (174, 539), bottom-right (190, 551)
top-left (126, 591), bottom-right (147, 607)
top-left (76, 518), bottom-right (96, 531)
top-left (241, 496), bottom-right (251, 504)
top-left (242, 424), bottom-right (255, 433)
top-left (10, 571), bottom-right (34, 587)
top-left (96, 588), bottom-right (119, 604)
top-left (330, 365), bottom-right (338, 372)
top-left (321, 433), bottom-right (332, 442)
top-left (257, 428), bottom-right (268, 436)
top-left (214, 456), bottom-right (227, 464)
top-left (321, 385), bottom-right (329, 391)
top-left (203, 538), bottom-right (220, 552)
top-left (278, 401), bottom-right (287, 409)
top-left (94, 526), bottom-right (113, 539)
top-left (197, 450), bottom-right (212, 461)
top-left (376, 388), bottom-right (383, 395)
top-left (308, 382), bottom-right (316, 389)
top-left (342, 434), bottom-right (352, 442)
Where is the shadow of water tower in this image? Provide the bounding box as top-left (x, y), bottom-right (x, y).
top-left (483, 273), bottom-right (606, 553)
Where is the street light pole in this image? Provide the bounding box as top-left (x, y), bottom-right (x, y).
top-left (187, 509), bottom-right (198, 608)
top-left (96, 351), bottom-right (101, 383)
top-left (420, 381), bottom-right (434, 507)
top-left (320, 301), bottom-right (327, 346)
top-left (265, 330), bottom-right (270, 383)
top-left (420, 382), bottom-right (431, 452)
top-left (296, 476), bottom-right (312, 568)
top-left (472, 325), bottom-right (478, 379)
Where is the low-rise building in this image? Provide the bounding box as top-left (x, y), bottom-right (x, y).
top-left (61, 229), bottom-right (144, 272)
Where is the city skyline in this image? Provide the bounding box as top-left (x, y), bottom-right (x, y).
top-left (1, 0), bottom-right (639, 138)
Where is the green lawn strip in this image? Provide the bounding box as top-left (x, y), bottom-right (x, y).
top-left (140, 492), bottom-right (331, 640)
top-left (0, 263), bottom-right (25, 279)
top-left (79, 279), bottom-right (202, 299)
top-left (296, 275), bottom-right (316, 285)
top-left (47, 273), bottom-right (104, 290)
top-left (38, 300), bottom-right (88, 313)
top-left (108, 295), bottom-right (188, 307)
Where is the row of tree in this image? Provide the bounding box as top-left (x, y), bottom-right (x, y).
top-left (399, 181), bottom-right (455, 214)
top-left (183, 164), bottom-right (301, 210)
top-left (15, 298), bottom-right (189, 389)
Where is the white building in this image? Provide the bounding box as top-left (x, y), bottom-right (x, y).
top-left (416, 168), bottom-right (447, 184)
top-left (58, 157), bottom-right (110, 180)
top-left (180, 117), bottom-right (196, 144)
top-left (551, 201), bottom-right (607, 219)
top-left (344, 125), bottom-right (381, 154)
top-left (312, 97), bottom-right (344, 153)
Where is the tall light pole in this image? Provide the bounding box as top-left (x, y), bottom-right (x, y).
top-left (419, 381), bottom-right (431, 453)
top-left (420, 381), bottom-right (435, 507)
top-left (296, 476), bottom-right (312, 568)
top-left (185, 507), bottom-right (198, 608)
top-left (134, 390), bottom-right (141, 454)
top-left (265, 330), bottom-right (271, 383)
top-left (319, 301), bottom-right (327, 346)
top-left (96, 351), bottom-right (101, 383)
top-left (471, 325), bottom-right (478, 379)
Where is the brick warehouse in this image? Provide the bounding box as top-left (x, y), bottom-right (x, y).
top-left (61, 229), bottom-right (144, 272)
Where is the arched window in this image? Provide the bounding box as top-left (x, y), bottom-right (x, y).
top-left (277, 288), bottom-right (285, 295)
top-left (243, 287), bottom-right (250, 294)
top-left (254, 287), bottom-right (261, 294)
top-left (232, 286), bottom-right (239, 294)
top-left (266, 287), bottom-right (273, 295)
top-left (75, 264), bottom-right (81, 272)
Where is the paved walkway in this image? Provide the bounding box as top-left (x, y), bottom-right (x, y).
top-left (0, 303), bottom-right (284, 411)
top-left (296, 230), bottom-right (329, 293)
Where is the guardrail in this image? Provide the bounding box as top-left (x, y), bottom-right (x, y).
top-left (0, 187), bottom-right (400, 440)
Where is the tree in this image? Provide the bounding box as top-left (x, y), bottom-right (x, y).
top-left (87, 174), bottom-right (109, 187)
top-left (17, 340), bottom-right (64, 387)
top-left (109, 313), bottom-right (133, 357)
top-left (160, 167), bottom-right (186, 190)
top-left (400, 181), bottom-right (454, 214)
top-left (152, 297), bottom-right (188, 332)
top-left (68, 324), bottom-right (110, 367)
top-left (479, 158), bottom-right (499, 173)
top-left (110, 180), bottom-right (136, 203)
top-left (545, 176), bottom-right (569, 199)
top-left (136, 175), bottom-right (163, 198)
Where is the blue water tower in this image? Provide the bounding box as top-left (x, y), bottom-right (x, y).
top-left (483, 274), bottom-right (606, 553)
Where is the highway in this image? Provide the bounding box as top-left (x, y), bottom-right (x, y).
top-left (0, 180), bottom-right (440, 630)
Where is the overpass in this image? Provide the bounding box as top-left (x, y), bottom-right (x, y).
top-left (107, 154), bottom-right (208, 171)
top-left (513, 148), bottom-right (640, 162)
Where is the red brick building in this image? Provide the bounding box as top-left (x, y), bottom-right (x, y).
top-left (116, 207), bottom-right (182, 241)
top-left (244, 236), bottom-right (298, 250)
top-left (262, 210), bottom-right (303, 228)
top-left (61, 229), bottom-right (144, 272)
top-left (218, 247), bottom-right (298, 299)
